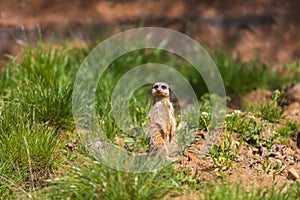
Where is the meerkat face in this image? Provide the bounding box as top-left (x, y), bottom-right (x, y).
top-left (151, 82), bottom-right (170, 99)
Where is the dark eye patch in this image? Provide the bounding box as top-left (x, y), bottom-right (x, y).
top-left (161, 85), bottom-right (167, 90)
top-left (153, 84), bottom-right (159, 89)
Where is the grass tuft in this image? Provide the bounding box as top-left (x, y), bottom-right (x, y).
top-left (45, 156), bottom-right (182, 200)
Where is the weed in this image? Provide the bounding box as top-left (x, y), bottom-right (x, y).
top-left (209, 129), bottom-right (242, 174)
top-left (277, 120), bottom-right (298, 138)
top-left (225, 110), bottom-right (244, 132)
top-left (203, 181), bottom-right (300, 200)
top-left (239, 116), bottom-right (264, 146)
top-left (197, 93), bottom-right (227, 130)
top-left (172, 167), bottom-right (199, 192)
top-left (258, 90), bottom-right (283, 122)
top-left (199, 111), bottom-right (210, 130)
top-left (226, 111), bottom-right (264, 146)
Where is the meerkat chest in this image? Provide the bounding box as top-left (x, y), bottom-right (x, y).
top-left (149, 100), bottom-right (174, 123)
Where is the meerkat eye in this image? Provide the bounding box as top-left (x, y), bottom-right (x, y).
top-left (161, 85), bottom-right (167, 90)
top-left (153, 85), bottom-right (159, 89)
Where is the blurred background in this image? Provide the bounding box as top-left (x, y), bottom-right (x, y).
top-left (0, 0), bottom-right (300, 66)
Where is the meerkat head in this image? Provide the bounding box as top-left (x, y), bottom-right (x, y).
top-left (151, 82), bottom-right (170, 100)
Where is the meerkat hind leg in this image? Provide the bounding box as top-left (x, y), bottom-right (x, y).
top-left (149, 132), bottom-right (168, 157)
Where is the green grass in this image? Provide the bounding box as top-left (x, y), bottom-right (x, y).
top-left (44, 156), bottom-right (182, 199)
top-left (203, 181), bottom-right (300, 200)
top-left (0, 45), bottom-right (85, 198)
top-left (0, 101), bottom-right (61, 199)
top-left (213, 51), bottom-right (300, 94)
top-left (0, 41), bottom-right (300, 199)
top-left (256, 90), bottom-right (283, 122)
top-left (0, 45), bottom-right (86, 130)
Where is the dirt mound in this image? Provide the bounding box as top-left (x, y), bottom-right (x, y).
top-left (175, 130), bottom-right (300, 190)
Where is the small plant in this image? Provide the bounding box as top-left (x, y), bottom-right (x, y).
top-left (209, 129), bottom-right (242, 174)
top-left (276, 120), bottom-right (299, 145)
top-left (277, 120), bottom-right (298, 138)
top-left (225, 110), bottom-right (244, 132)
top-left (197, 93), bottom-right (227, 130)
top-left (199, 111), bottom-right (210, 130)
top-left (258, 90), bottom-right (283, 122)
top-left (226, 111), bottom-right (264, 146)
top-left (260, 155), bottom-right (281, 177)
top-left (173, 167), bottom-right (199, 192)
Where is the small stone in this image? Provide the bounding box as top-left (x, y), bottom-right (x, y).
top-left (269, 157), bottom-right (283, 169)
top-left (287, 102), bottom-right (300, 110)
top-left (277, 154), bottom-right (285, 162)
top-left (190, 166), bottom-right (197, 177)
top-left (253, 154), bottom-right (261, 161)
top-left (261, 147), bottom-right (268, 158)
top-left (287, 167), bottom-right (299, 180)
top-left (236, 155), bottom-right (246, 162)
top-left (114, 136), bottom-right (125, 147)
top-left (284, 83), bottom-right (300, 103)
top-left (288, 159), bottom-right (295, 166)
top-left (282, 102), bottom-right (300, 118)
top-left (271, 144), bottom-right (286, 153)
top-left (285, 147), bottom-right (295, 155)
top-left (252, 147), bottom-right (259, 154)
top-left (66, 142), bottom-right (77, 151)
top-left (281, 169), bottom-right (288, 177)
top-left (187, 152), bottom-right (199, 163)
top-left (94, 140), bottom-right (104, 149)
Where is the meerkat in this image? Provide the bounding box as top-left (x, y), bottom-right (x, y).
top-left (148, 82), bottom-right (177, 157)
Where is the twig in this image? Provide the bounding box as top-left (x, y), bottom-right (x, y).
top-left (23, 136), bottom-right (36, 197)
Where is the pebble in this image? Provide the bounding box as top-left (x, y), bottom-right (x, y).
top-left (287, 167), bottom-right (299, 181)
top-left (294, 154), bottom-right (300, 163)
top-left (114, 136), bottom-right (125, 147)
top-left (282, 82), bottom-right (300, 123)
top-left (288, 158), bottom-right (295, 165)
top-left (270, 151), bottom-right (284, 160)
top-left (285, 147), bottom-right (295, 155)
top-left (252, 147), bottom-right (259, 154)
top-left (284, 83), bottom-right (300, 103)
top-left (66, 142), bottom-right (77, 151)
top-left (236, 155), bottom-right (246, 162)
top-left (261, 147), bottom-right (268, 158)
